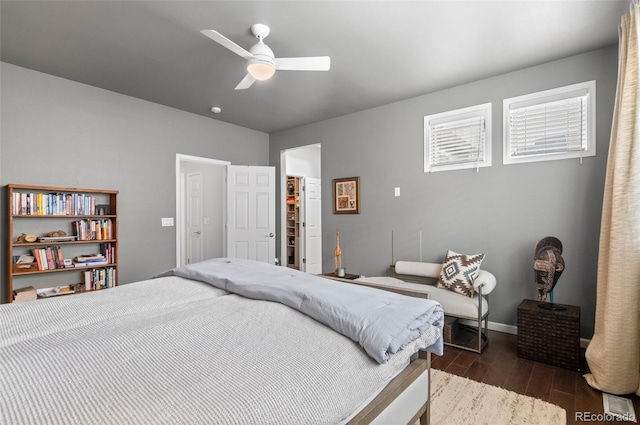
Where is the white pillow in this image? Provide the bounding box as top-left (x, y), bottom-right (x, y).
top-left (394, 261), bottom-right (442, 278)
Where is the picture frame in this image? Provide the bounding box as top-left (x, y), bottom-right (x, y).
top-left (333, 177), bottom-right (360, 214)
top-left (96, 204), bottom-right (110, 215)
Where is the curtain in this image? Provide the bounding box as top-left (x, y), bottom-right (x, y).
top-left (585, 2), bottom-right (640, 396)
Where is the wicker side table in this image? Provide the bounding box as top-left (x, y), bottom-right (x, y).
top-left (517, 299), bottom-right (580, 371)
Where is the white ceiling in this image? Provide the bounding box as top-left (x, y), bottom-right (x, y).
top-left (0, 1), bottom-right (629, 134)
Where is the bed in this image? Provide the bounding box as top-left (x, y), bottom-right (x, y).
top-left (1, 258), bottom-right (444, 425)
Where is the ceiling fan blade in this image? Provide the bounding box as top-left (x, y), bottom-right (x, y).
top-left (234, 74), bottom-right (256, 90)
top-left (201, 29), bottom-right (255, 60)
top-left (275, 56), bottom-right (331, 71)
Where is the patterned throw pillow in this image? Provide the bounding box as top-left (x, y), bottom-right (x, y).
top-left (436, 250), bottom-right (485, 297)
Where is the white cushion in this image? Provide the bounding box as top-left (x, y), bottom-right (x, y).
top-left (394, 261), bottom-right (496, 295)
top-left (394, 261), bottom-right (442, 278)
top-left (474, 270), bottom-right (497, 295)
top-left (356, 276), bottom-right (489, 320)
top-left (421, 286), bottom-right (488, 319)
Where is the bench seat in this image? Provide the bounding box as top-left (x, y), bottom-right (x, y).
top-left (357, 277), bottom-right (487, 319)
top-left (357, 261), bottom-right (496, 353)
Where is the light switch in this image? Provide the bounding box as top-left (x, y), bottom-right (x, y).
top-left (394, 187), bottom-right (401, 197)
top-left (161, 217), bottom-right (174, 227)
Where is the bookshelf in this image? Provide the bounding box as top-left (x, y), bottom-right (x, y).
top-left (5, 184), bottom-right (119, 303)
top-left (286, 176), bottom-right (300, 270)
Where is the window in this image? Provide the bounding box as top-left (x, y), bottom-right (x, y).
top-left (503, 81), bottom-right (596, 165)
top-left (424, 103), bottom-right (492, 173)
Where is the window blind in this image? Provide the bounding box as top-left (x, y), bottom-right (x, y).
top-left (508, 95), bottom-right (587, 158)
top-left (428, 116), bottom-right (486, 169)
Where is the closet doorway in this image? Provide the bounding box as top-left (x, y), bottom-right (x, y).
top-left (280, 144), bottom-right (322, 274)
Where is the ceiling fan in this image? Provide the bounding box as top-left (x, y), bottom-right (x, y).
top-left (201, 24), bottom-right (331, 90)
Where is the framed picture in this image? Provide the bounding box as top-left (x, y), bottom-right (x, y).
top-left (96, 204), bottom-right (110, 215)
top-left (333, 177), bottom-right (360, 214)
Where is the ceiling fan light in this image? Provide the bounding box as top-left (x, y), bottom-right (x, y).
top-left (247, 61), bottom-right (275, 81)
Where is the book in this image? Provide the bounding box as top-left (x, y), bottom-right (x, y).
top-left (16, 254), bottom-right (35, 264)
top-left (13, 286), bottom-right (37, 301)
top-left (73, 260), bottom-right (109, 267)
top-left (32, 248), bottom-right (43, 271)
top-left (14, 254), bottom-right (36, 271)
top-left (84, 270), bottom-right (91, 291)
top-left (74, 253), bottom-right (105, 262)
top-left (14, 286), bottom-right (36, 294)
top-left (20, 193), bottom-right (27, 214)
top-left (74, 253), bottom-right (107, 267)
top-left (57, 246), bottom-right (64, 268)
top-left (14, 293), bottom-right (37, 301)
top-left (45, 247), bottom-right (55, 270)
top-left (39, 249), bottom-right (49, 270)
top-left (51, 246), bottom-right (59, 268)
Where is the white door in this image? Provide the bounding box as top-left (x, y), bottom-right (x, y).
top-left (186, 172), bottom-right (204, 264)
top-left (226, 165), bottom-right (276, 263)
top-left (303, 177), bottom-right (322, 273)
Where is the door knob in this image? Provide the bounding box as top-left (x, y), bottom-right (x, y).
top-left (194, 231), bottom-right (201, 235)
top-left (265, 233), bottom-right (274, 237)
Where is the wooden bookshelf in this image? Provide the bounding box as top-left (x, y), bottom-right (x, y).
top-left (5, 184), bottom-right (119, 303)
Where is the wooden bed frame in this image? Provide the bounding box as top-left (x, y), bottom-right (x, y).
top-left (347, 350), bottom-right (431, 425)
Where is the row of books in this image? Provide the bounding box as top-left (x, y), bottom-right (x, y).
top-left (11, 192), bottom-right (99, 216)
top-left (32, 246), bottom-right (67, 270)
top-left (72, 219), bottom-right (114, 241)
top-left (84, 267), bottom-right (116, 291)
top-left (23, 245), bottom-right (115, 271)
top-left (100, 243), bottom-right (115, 264)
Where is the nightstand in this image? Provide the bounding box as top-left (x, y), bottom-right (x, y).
top-left (517, 299), bottom-right (580, 371)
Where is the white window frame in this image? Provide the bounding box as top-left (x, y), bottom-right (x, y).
top-left (423, 103), bottom-right (492, 173)
top-left (503, 81), bottom-right (596, 165)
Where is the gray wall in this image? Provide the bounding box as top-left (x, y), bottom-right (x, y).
top-left (270, 46), bottom-right (618, 337)
top-left (1, 62), bottom-right (269, 302)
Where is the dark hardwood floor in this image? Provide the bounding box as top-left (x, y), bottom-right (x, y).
top-left (431, 330), bottom-right (640, 425)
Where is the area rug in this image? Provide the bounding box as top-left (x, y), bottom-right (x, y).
top-left (430, 369), bottom-right (566, 425)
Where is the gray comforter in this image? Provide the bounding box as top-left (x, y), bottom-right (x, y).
top-left (158, 257), bottom-right (444, 363)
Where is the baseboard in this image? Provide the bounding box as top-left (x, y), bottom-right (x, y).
top-left (458, 318), bottom-right (517, 335)
top-left (457, 318), bottom-right (591, 348)
top-left (488, 321), bottom-right (517, 335)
